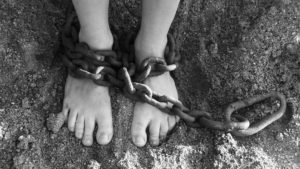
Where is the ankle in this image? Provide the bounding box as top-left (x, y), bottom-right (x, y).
top-left (79, 28), bottom-right (114, 50)
top-left (134, 33), bottom-right (168, 64)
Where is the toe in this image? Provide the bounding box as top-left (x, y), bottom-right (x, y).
top-left (159, 122), bottom-right (169, 141)
top-left (82, 117), bottom-right (95, 146)
top-left (96, 117), bottom-right (113, 145)
top-left (175, 115), bottom-right (180, 123)
top-left (131, 115), bottom-right (149, 147)
top-left (68, 110), bottom-right (78, 132)
top-left (167, 115), bottom-right (177, 130)
top-left (149, 120), bottom-right (160, 146)
top-left (75, 115), bottom-right (84, 139)
top-left (62, 103), bottom-right (69, 117)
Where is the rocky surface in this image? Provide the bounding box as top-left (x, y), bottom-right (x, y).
top-left (0, 0), bottom-right (300, 168)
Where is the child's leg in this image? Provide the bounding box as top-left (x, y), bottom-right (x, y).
top-left (61, 0), bottom-right (113, 146)
top-left (132, 0), bottom-right (180, 147)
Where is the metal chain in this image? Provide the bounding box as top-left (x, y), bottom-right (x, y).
top-left (50, 10), bottom-right (287, 137)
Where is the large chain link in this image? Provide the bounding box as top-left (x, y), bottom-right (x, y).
top-left (48, 11), bottom-right (287, 137)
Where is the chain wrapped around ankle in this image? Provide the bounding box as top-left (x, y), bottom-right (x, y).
top-left (52, 11), bottom-right (287, 137)
top-left (121, 33), bottom-right (287, 137)
top-left (61, 12), bottom-right (124, 87)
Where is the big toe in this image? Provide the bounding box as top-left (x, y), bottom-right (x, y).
top-left (96, 117), bottom-right (113, 145)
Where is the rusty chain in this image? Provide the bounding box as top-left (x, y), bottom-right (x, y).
top-left (227, 92), bottom-right (286, 136)
top-left (53, 11), bottom-right (287, 137)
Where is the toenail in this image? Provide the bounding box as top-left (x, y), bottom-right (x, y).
top-left (133, 136), bottom-right (145, 146)
top-left (150, 139), bottom-right (159, 146)
top-left (98, 134), bottom-right (109, 143)
top-left (159, 135), bottom-right (166, 141)
top-left (76, 132), bottom-right (83, 139)
top-left (84, 138), bottom-right (92, 145)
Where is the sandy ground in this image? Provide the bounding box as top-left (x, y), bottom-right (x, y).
top-left (0, 0), bottom-right (300, 168)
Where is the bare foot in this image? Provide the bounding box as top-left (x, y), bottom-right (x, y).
top-left (61, 30), bottom-right (113, 146)
top-left (131, 37), bottom-right (179, 147)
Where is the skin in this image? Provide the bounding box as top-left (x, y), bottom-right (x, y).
top-left (62, 0), bottom-right (180, 147)
top-left (62, 0), bottom-right (113, 146)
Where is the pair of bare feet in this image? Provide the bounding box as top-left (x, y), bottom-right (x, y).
top-left (61, 29), bottom-right (179, 147)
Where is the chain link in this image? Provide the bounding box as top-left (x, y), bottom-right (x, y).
top-left (228, 92), bottom-right (286, 136)
top-left (50, 10), bottom-right (287, 137)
